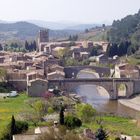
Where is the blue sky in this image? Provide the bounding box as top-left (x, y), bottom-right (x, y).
top-left (0, 0), bottom-right (140, 24)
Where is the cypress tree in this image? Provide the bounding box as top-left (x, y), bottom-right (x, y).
top-left (59, 106), bottom-right (65, 125)
top-left (10, 115), bottom-right (16, 140)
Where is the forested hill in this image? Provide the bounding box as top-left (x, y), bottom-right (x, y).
top-left (0, 21), bottom-right (80, 41)
top-left (106, 10), bottom-right (140, 57)
top-left (108, 10), bottom-right (140, 46)
top-left (0, 22), bottom-right (42, 40)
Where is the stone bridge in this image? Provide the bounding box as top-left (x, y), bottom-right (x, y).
top-left (64, 66), bottom-right (111, 78)
top-left (48, 78), bottom-right (140, 100)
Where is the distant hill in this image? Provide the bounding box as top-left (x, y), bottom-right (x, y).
top-left (28, 20), bottom-right (77, 30)
top-left (0, 20), bottom-right (7, 23)
top-left (0, 21), bottom-right (81, 42)
top-left (65, 24), bottom-right (101, 31)
top-left (28, 20), bottom-right (100, 31)
top-left (0, 22), bottom-right (42, 41)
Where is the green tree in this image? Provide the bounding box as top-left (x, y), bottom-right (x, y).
top-left (64, 115), bottom-right (82, 129)
top-left (76, 103), bottom-right (96, 123)
top-left (1, 116), bottom-right (28, 140)
top-left (57, 48), bottom-right (70, 59)
top-left (33, 40), bottom-right (37, 51)
top-left (25, 40), bottom-right (29, 51)
top-left (0, 43), bottom-right (3, 51)
top-left (33, 100), bottom-right (46, 120)
top-left (0, 68), bottom-right (7, 81)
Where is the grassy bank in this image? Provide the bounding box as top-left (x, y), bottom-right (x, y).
top-left (0, 93), bottom-right (34, 136)
top-left (82, 115), bottom-right (140, 137)
top-left (0, 94), bottom-right (140, 138)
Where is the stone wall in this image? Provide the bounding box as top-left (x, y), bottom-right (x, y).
top-left (8, 80), bottom-right (27, 91)
top-left (27, 79), bottom-right (48, 97)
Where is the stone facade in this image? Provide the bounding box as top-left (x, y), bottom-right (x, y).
top-left (115, 64), bottom-right (140, 78)
top-left (38, 29), bottom-right (49, 52)
top-left (39, 29), bottom-right (49, 43)
top-left (27, 79), bottom-right (48, 97)
top-left (47, 71), bottom-right (65, 80)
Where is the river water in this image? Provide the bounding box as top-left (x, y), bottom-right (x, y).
top-left (76, 71), bottom-right (140, 119)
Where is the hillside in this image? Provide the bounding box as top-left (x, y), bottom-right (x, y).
top-left (108, 10), bottom-right (140, 48)
top-left (78, 26), bottom-right (110, 41)
top-left (0, 21), bottom-right (81, 42)
top-left (0, 22), bottom-right (43, 41)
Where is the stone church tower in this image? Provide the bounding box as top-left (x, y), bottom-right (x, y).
top-left (38, 29), bottom-right (49, 52)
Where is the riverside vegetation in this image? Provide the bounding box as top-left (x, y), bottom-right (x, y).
top-left (0, 93), bottom-right (140, 139)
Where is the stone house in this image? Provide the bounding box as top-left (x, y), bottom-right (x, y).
top-left (9, 53), bottom-right (30, 62)
top-left (72, 51), bottom-right (81, 60)
top-left (87, 41), bottom-right (93, 48)
top-left (44, 45), bottom-right (51, 54)
top-left (18, 61), bottom-right (34, 69)
top-left (115, 63), bottom-right (139, 78)
top-left (13, 126), bottom-right (49, 140)
top-left (27, 79), bottom-right (48, 97)
top-left (80, 52), bottom-right (89, 60)
top-left (13, 134), bottom-right (39, 140)
top-left (51, 46), bottom-right (65, 57)
top-left (44, 58), bottom-right (62, 76)
top-left (49, 64), bottom-right (64, 73)
top-left (38, 42), bottom-right (48, 52)
top-left (0, 56), bottom-right (5, 63)
top-left (47, 70), bottom-right (65, 80)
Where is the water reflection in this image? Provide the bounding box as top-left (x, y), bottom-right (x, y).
top-left (76, 71), bottom-right (140, 118)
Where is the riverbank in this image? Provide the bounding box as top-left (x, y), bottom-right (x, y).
top-left (96, 86), bottom-right (140, 114)
top-left (119, 96), bottom-right (140, 112)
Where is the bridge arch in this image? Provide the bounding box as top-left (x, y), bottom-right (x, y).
top-left (48, 78), bottom-right (135, 100)
top-left (48, 80), bottom-right (117, 99)
top-left (116, 83), bottom-right (127, 97)
top-left (76, 84), bottom-right (110, 99)
top-left (116, 82), bottom-right (133, 98)
top-left (64, 66), bottom-right (110, 78)
top-left (76, 69), bottom-right (99, 79)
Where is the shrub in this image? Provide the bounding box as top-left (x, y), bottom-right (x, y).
top-left (48, 107), bottom-right (54, 114)
top-left (0, 116), bottom-right (28, 140)
top-left (64, 115), bottom-right (82, 129)
top-left (14, 121), bottom-right (28, 134)
top-left (76, 103), bottom-right (96, 123)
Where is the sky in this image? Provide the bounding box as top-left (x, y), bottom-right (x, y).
top-left (0, 0), bottom-right (140, 24)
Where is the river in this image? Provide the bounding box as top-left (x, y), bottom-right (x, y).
top-left (76, 71), bottom-right (140, 119)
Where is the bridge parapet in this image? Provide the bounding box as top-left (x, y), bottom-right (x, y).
top-left (48, 78), bottom-right (136, 100)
